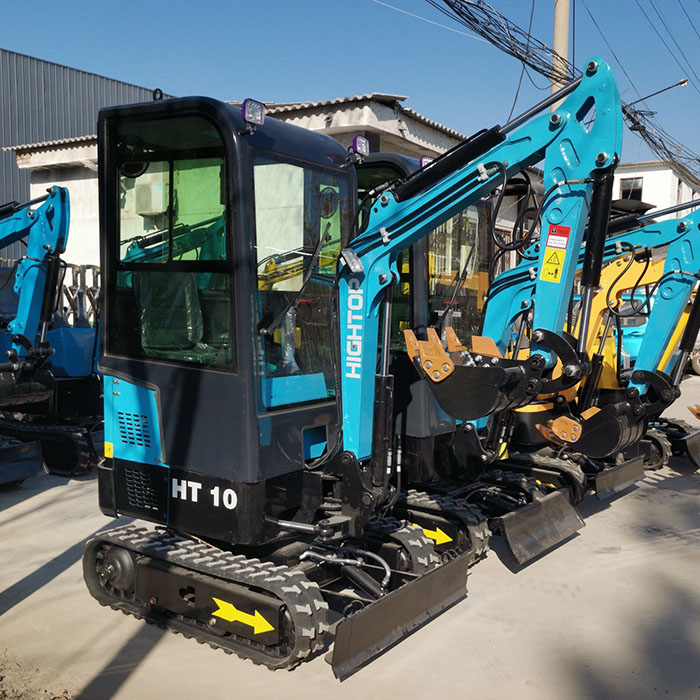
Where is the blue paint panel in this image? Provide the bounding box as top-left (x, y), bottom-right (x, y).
top-left (0, 327), bottom-right (94, 378)
top-left (104, 374), bottom-right (165, 466)
top-left (261, 373), bottom-right (328, 408)
top-left (46, 327), bottom-right (96, 376)
top-left (303, 425), bottom-right (327, 459)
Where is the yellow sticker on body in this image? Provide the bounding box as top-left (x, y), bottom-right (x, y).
top-left (539, 223), bottom-right (570, 283)
top-left (104, 442), bottom-right (113, 459)
top-left (539, 247), bottom-right (566, 283)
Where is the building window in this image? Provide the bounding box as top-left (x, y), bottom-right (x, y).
top-left (620, 177), bottom-right (643, 200)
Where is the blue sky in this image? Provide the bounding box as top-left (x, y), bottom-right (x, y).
top-left (3, 0), bottom-right (700, 162)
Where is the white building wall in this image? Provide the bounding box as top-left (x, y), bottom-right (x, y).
top-left (613, 161), bottom-right (700, 216)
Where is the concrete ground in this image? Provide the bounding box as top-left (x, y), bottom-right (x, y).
top-left (1, 381), bottom-right (700, 700)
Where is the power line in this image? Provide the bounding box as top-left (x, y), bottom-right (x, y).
top-left (370, 0), bottom-right (490, 44)
top-left (648, 0), bottom-right (700, 85)
top-left (676, 0), bottom-right (700, 43)
top-left (634, 0), bottom-right (700, 96)
top-left (579, 0), bottom-right (646, 103)
top-left (426, 0), bottom-right (577, 84)
top-left (429, 0), bottom-right (700, 191)
top-left (507, 0), bottom-right (536, 121)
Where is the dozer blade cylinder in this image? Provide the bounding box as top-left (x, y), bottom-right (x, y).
top-left (497, 489), bottom-right (584, 567)
top-left (594, 456), bottom-right (645, 499)
top-left (331, 550), bottom-right (469, 680)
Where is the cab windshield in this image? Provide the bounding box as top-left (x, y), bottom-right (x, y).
top-left (107, 115), bottom-right (234, 371)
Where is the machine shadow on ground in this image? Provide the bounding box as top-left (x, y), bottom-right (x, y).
top-left (0, 518), bottom-right (131, 618)
top-left (566, 476), bottom-right (700, 699)
top-left (74, 624), bottom-right (165, 700)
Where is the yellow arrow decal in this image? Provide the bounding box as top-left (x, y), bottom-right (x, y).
top-left (410, 523), bottom-right (453, 545)
top-left (211, 597), bottom-right (274, 634)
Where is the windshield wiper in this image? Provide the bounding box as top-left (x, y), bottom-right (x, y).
top-left (260, 221), bottom-right (332, 336)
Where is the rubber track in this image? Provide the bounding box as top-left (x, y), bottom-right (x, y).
top-left (366, 518), bottom-right (441, 572)
top-left (504, 452), bottom-right (587, 493)
top-left (639, 428), bottom-right (672, 469)
top-left (0, 417), bottom-right (95, 476)
top-left (84, 525), bottom-right (329, 670)
top-left (404, 489), bottom-right (491, 559)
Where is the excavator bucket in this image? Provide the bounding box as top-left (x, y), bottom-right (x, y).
top-left (594, 456), bottom-right (645, 499)
top-left (496, 489), bottom-right (584, 566)
top-left (427, 364), bottom-right (514, 420)
top-left (674, 430), bottom-right (700, 469)
top-left (331, 550), bottom-right (469, 680)
top-left (403, 328), bottom-right (539, 421)
top-left (661, 426), bottom-right (700, 470)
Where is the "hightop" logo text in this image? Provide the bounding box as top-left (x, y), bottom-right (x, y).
top-left (345, 278), bottom-right (363, 379)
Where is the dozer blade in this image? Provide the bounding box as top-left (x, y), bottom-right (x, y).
top-left (331, 549), bottom-right (469, 680)
top-left (672, 429), bottom-right (700, 470)
top-left (497, 489), bottom-right (584, 567)
top-left (594, 456), bottom-right (644, 499)
top-left (0, 439), bottom-right (44, 486)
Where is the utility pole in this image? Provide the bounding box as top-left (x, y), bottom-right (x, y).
top-left (552, 0), bottom-right (570, 108)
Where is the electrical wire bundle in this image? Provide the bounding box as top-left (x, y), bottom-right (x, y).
top-left (428, 0), bottom-right (700, 193)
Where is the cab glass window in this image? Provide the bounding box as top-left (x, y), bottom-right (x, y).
top-left (254, 153), bottom-right (352, 409)
top-left (107, 115), bottom-right (234, 370)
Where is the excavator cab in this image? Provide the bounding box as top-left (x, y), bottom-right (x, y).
top-left (100, 101), bottom-right (350, 530)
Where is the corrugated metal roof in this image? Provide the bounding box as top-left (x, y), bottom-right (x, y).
top-left (233, 93), bottom-right (467, 140)
top-left (0, 47), bottom-right (169, 249)
top-left (262, 93), bottom-right (409, 111)
top-left (3, 134), bottom-right (97, 152)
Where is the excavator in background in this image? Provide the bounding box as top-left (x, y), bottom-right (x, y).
top-left (355, 160), bottom-right (700, 566)
top-left (562, 205), bottom-right (700, 470)
top-left (84, 56), bottom-right (627, 677)
top-left (0, 187), bottom-right (102, 481)
top-left (353, 152), bottom-right (588, 566)
top-left (477, 201), bottom-right (700, 478)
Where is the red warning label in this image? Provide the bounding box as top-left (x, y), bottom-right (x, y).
top-left (546, 224), bottom-right (571, 250)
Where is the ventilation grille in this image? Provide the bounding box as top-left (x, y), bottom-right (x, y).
top-left (117, 411), bottom-right (152, 447)
top-left (124, 467), bottom-right (162, 511)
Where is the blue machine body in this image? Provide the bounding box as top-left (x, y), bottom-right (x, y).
top-left (0, 187), bottom-right (96, 377)
top-left (338, 58), bottom-right (622, 461)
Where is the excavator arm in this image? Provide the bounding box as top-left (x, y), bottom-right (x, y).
top-left (338, 58), bottom-right (622, 462)
top-left (0, 186), bottom-right (69, 367)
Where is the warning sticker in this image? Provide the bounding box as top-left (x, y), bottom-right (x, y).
top-left (545, 224), bottom-right (571, 249)
top-left (540, 248), bottom-right (565, 282)
top-left (540, 224), bottom-right (570, 283)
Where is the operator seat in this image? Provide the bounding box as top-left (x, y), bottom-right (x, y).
top-left (133, 271), bottom-right (220, 364)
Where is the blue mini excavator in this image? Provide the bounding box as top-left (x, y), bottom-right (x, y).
top-left (85, 58), bottom-right (623, 677)
top-left (0, 187), bottom-right (101, 481)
